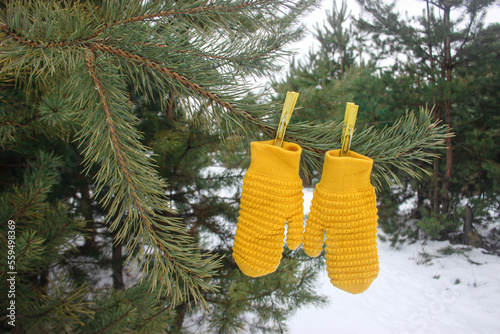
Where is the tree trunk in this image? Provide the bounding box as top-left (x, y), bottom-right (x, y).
top-left (172, 302), bottom-right (187, 333)
top-left (112, 229), bottom-right (124, 290)
top-left (80, 179), bottom-right (97, 254)
top-left (167, 90), bottom-right (175, 120)
top-left (432, 157), bottom-right (440, 213)
top-left (426, 0), bottom-right (441, 214)
top-left (340, 51), bottom-right (344, 77)
top-left (463, 204), bottom-right (473, 245)
top-left (442, 3), bottom-right (453, 214)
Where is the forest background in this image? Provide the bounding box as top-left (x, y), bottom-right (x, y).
top-left (0, 0), bottom-right (498, 333)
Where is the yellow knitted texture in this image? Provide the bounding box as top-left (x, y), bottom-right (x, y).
top-left (304, 149), bottom-right (379, 294)
top-left (233, 140), bottom-right (304, 277)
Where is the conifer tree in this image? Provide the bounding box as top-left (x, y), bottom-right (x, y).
top-left (1, 0), bottom-right (452, 332)
top-left (355, 0), bottom-right (500, 242)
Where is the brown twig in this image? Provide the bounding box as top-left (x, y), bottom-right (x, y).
top-left (92, 309), bottom-right (132, 334)
top-left (0, 23), bottom-right (85, 48)
top-left (84, 51), bottom-right (142, 212)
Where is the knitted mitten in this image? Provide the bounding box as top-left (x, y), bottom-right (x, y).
top-left (304, 149), bottom-right (379, 294)
top-left (233, 140), bottom-right (304, 277)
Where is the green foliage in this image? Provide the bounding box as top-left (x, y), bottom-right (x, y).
top-left (355, 108), bottom-right (452, 188)
top-left (0, 0), bottom-right (321, 306)
top-left (354, 0), bottom-right (500, 244)
top-left (1, 0), bottom-right (328, 331)
top-left (416, 209), bottom-right (459, 240)
top-left (0, 152), bottom-right (93, 332)
top-left (19, 276), bottom-right (95, 333)
top-left (78, 285), bottom-right (176, 334)
top-left (136, 95), bottom-right (328, 331)
top-left (272, 1), bottom-right (451, 184)
top-left (438, 245), bottom-right (472, 257)
top-left (199, 250), bottom-right (328, 333)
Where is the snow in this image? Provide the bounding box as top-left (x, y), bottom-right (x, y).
top-left (288, 188), bottom-right (500, 334)
top-left (198, 167), bottom-right (500, 334)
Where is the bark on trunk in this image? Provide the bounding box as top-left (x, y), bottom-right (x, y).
top-left (80, 179), bottom-right (97, 254)
top-left (167, 90), bottom-right (175, 120)
top-left (172, 302), bottom-right (187, 333)
top-left (432, 157), bottom-right (440, 213)
top-left (112, 229), bottom-right (124, 290)
top-left (442, 4), bottom-right (453, 214)
top-left (463, 204), bottom-right (473, 245)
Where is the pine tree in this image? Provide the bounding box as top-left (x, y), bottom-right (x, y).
top-left (450, 23), bottom-right (500, 246)
top-left (1, 0), bottom-right (452, 332)
top-left (355, 0), bottom-right (500, 243)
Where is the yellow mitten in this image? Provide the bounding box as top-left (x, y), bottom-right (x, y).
top-left (304, 149), bottom-right (379, 294)
top-left (233, 140), bottom-right (304, 277)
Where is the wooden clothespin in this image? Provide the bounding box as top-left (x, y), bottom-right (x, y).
top-left (274, 91), bottom-right (299, 147)
top-left (340, 102), bottom-right (359, 156)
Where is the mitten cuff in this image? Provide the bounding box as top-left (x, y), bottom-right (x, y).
top-left (318, 149), bottom-right (373, 192)
top-left (247, 140), bottom-right (302, 180)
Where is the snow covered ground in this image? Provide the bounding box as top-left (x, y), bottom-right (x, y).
top-left (288, 189), bottom-right (500, 334)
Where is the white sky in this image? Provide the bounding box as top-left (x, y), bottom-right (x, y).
top-left (288, 0), bottom-right (500, 59)
top-left (254, 0), bottom-right (499, 90)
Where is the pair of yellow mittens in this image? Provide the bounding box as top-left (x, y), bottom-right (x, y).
top-left (232, 140), bottom-right (379, 294)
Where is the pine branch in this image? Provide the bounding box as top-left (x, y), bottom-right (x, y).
top-left (93, 0), bottom-right (278, 38)
top-left (88, 41), bottom-right (276, 136)
top-left (0, 1), bottom-right (288, 49)
top-left (355, 108), bottom-right (454, 187)
top-left (83, 285), bottom-right (176, 333)
top-left (89, 43), bottom-right (246, 118)
top-left (0, 0), bottom-right (311, 141)
top-left (0, 153), bottom-right (84, 281)
top-left (280, 107), bottom-right (451, 185)
top-left (0, 152), bottom-right (63, 222)
top-left (133, 306), bottom-right (171, 331)
top-left (1, 0), bottom-right (317, 307)
top-left (84, 51), bottom-right (148, 218)
top-left (92, 309), bottom-right (132, 334)
top-left (137, 39), bottom-right (286, 72)
top-left (21, 275), bottom-right (94, 332)
top-left (80, 50), bottom-right (220, 304)
top-left (10, 230), bottom-right (45, 272)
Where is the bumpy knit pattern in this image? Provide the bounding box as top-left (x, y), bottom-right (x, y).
top-left (304, 149), bottom-right (379, 294)
top-left (233, 140), bottom-right (304, 277)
